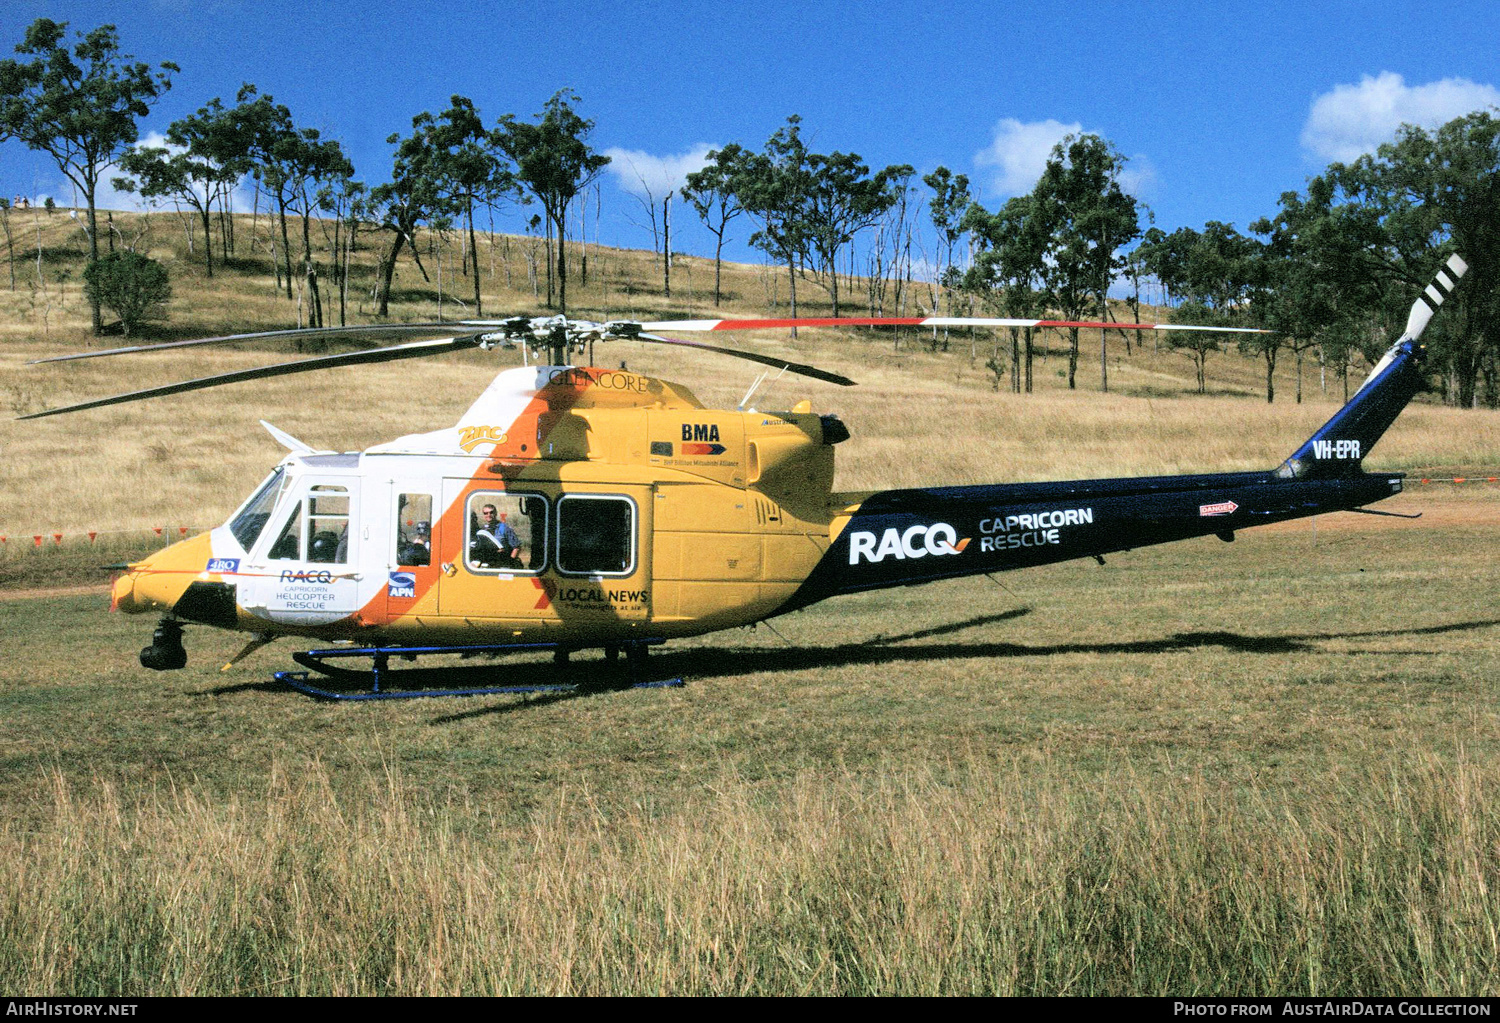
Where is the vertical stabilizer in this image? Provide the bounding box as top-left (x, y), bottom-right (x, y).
top-left (1279, 253), bottom-right (1467, 479)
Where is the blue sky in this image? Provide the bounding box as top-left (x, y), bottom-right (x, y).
top-left (4, 0), bottom-right (1500, 272)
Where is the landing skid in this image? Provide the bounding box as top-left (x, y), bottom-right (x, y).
top-left (272, 639), bottom-right (683, 701)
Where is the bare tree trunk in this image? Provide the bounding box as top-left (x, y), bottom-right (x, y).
top-left (1, 208), bottom-right (13, 291)
top-left (377, 229), bottom-right (405, 317)
top-left (467, 199), bottom-right (481, 315)
top-left (1024, 327), bottom-right (1033, 393)
top-left (277, 195), bottom-right (294, 300)
top-left (1100, 326), bottom-right (1108, 393)
top-left (198, 202), bottom-right (214, 278)
top-left (555, 209), bottom-right (568, 315)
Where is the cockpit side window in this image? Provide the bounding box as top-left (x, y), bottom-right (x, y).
top-left (267, 501), bottom-right (303, 561)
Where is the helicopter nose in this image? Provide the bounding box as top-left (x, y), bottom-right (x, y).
top-left (113, 533), bottom-right (214, 615)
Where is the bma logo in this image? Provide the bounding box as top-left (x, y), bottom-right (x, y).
top-left (387, 572), bottom-right (416, 599)
top-left (1312, 439), bottom-right (1361, 460)
top-left (848, 523), bottom-right (970, 565)
top-left (681, 423), bottom-right (721, 442)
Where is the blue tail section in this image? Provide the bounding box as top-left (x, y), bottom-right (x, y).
top-left (1280, 252), bottom-right (1468, 479)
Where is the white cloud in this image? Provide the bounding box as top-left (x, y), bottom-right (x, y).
top-left (603, 144), bottom-right (716, 199)
top-left (1302, 72), bottom-right (1500, 162)
top-left (974, 117), bottom-right (1080, 196)
top-left (30, 132), bottom-right (255, 216)
top-left (1116, 154), bottom-right (1158, 202)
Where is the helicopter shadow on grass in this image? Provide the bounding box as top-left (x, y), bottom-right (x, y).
top-left (424, 613), bottom-right (1500, 724)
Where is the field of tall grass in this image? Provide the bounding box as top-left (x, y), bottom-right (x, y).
top-left (4, 207), bottom-right (1500, 994)
top-left (3, 506), bottom-right (1500, 994)
top-left (5, 752), bottom-right (1497, 995)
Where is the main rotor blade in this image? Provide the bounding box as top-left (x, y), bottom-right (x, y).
top-left (26, 321), bottom-right (511, 365)
top-left (638, 316), bottom-right (1268, 334)
top-left (19, 335), bottom-right (484, 420)
top-left (634, 333), bottom-right (857, 386)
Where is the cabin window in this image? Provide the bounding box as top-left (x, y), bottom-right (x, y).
top-left (395, 493), bottom-right (434, 567)
top-left (308, 486), bottom-right (349, 564)
top-left (263, 485), bottom-right (350, 564)
top-left (465, 492), bottom-right (546, 574)
top-left (229, 467), bottom-right (287, 551)
top-left (557, 495), bottom-right (635, 577)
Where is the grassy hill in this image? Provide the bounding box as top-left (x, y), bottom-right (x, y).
top-left (3, 206), bottom-right (1500, 572)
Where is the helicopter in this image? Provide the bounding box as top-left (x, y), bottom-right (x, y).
top-left (20, 252), bottom-right (1468, 699)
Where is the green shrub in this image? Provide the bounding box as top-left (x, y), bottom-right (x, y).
top-left (82, 251), bottom-right (171, 336)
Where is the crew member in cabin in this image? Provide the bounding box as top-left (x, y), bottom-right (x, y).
top-left (472, 503), bottom-right (524, 569)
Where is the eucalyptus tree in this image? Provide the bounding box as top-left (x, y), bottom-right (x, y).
top-left (1030, 133), bottom-right (1140, 390)
top-left (739, 116), bottom-right (813, 320)
top-left (0, 18), bottom-right (176, 332)
top-left (370, 118), bottom-right (447, 317)
top-left (315, 174), bottom-right (366, 325)
top-left (115, 96), bottom-right (247, 278)
top-left (1327, 112), bottom-right (1500, 406)
top-left (964, 194), bottom-right (1050, 392)
top-left (802, 151), bottom-right (912, 317)
top-left (427, 95), bottom-right (513, 316)
top-left (1138, 220), bottom-right (1266, 396)
top-left (231, 84), bottom-right (355, 323)
top-left (682, 142), bottom-right (750, 306)
top-left (0, 198), bottom-right (14, 290)
top-left (496, 90), bottom-right (609, 313)
top-left (924, 166), bottom-right (971, 317)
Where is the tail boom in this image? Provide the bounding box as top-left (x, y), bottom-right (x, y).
top-left (782, 470), bottom-right (1402, 609)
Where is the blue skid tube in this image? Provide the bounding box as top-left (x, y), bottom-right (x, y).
top-left (275, 639), bottom-right (682, 701)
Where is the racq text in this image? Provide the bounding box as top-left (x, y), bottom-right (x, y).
top-left (1174, 1005), bottom-right (1491, 1017)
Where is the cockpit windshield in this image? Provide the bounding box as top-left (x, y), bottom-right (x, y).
top-left (229, 467), bottom-right (288, 551)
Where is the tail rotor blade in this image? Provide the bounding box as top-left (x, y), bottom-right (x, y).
top-left (1403, 253), bottom-right (1468, 342)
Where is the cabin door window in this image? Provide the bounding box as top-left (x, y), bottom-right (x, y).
top-left (556, 495), bottom-right (636, 577)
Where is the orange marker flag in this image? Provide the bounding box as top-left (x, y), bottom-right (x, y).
top-left (52, 533), bottom-right (62, 545)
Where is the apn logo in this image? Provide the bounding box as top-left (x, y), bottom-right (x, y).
top-left (387, 572), bottom-right (416, 599)
top-left (848, 523), bottom-right (970, 564)
top-left (1312, 439), bottom-right (1361, 460)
